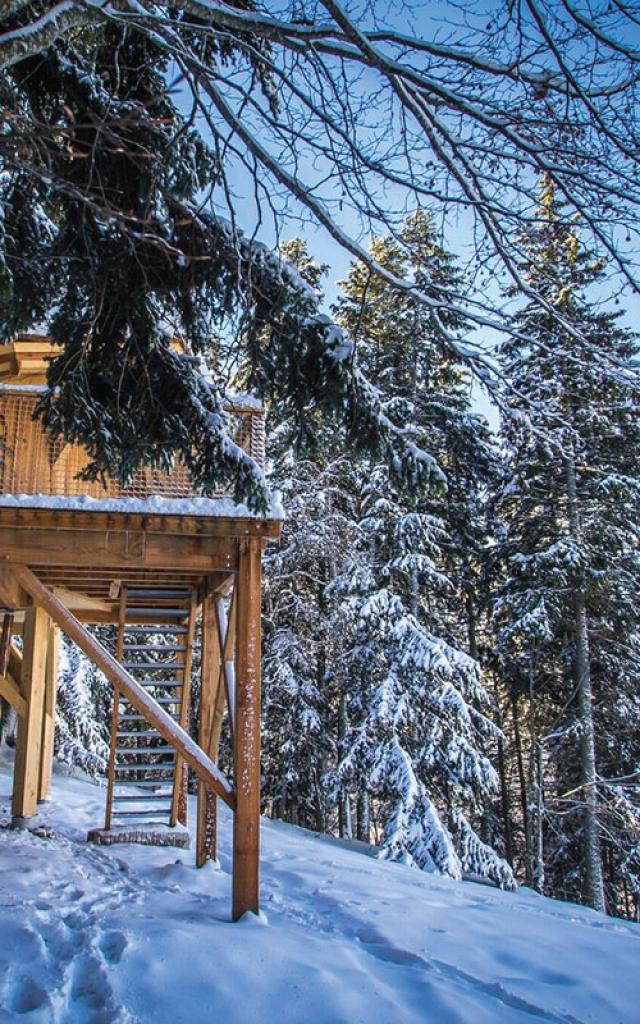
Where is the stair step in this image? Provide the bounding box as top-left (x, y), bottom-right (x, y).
top-left (126, 589), bottom-right (191, 599)
top-left (126, 608), bottom-right (187, 618)
top-left (123, 644), bottom-right (187, 653)
top-left (116, 744), bottom-right (175, 753)
top-left (122, 661), bottom-right (183, 671)
top-left (118, 684), bottom-right (183, 694)
top-left (114, 782), bottom-right (173, 791)
top-left (124, 626), bottom-right (189, 635)
top-left (112, 809), bottom-right (172, 818)
top-left (118, 713), bottom-right (180, 723)
top-left (117, 731), bottom-right (163, 739)
top-left (113, 792), bottom-right (173, 802)
top-left (115, 763), bottom-right (175, 773)
top-left (118, 696), bottom-right (181, 706)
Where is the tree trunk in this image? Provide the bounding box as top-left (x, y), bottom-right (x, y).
top-left (337, 689), bottom-right (352, 839)
top-left (524, 679), bottom-right (544, 897)
top-left (512, 693), bottom-right (533, 886)
top-left (493, 680), bottom-right (514, 865)
top-left (465, 590), bottom-right (478, 661)
top-left (527, 667), bottom-right (545, 894)
top-left (356, 790), bottom-right (370, 843)
top-left (564, 454), bottom-right (605, 913)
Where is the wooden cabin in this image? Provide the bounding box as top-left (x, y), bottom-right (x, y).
top-left (0, 334), bottom-right (281, 920)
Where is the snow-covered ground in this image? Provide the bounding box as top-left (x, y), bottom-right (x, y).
top-left (0, 753), bottom-right (638, 1024)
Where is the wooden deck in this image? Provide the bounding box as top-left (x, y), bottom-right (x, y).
top-left (0, 335), bottom-right (280, 920)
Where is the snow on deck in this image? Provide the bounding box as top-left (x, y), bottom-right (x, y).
top-left (0, 753), bottom-right (638, 1024)
top-left (0, 492), bottom-right (284, 521)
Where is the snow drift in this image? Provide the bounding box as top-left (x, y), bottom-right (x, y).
top-left (0, 753), bottom-right (637, 1023)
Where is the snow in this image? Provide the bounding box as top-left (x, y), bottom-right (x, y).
top-left (0, 492), bottom-right (284, 521)
top-left (0, 385), bottom-right (265, 411)
top-left (0, 752), bottom-right (638, 1024)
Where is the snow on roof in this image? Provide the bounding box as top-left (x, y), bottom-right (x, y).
top-left (0, 383), bottom-right (264, 410)
top-left (0, 492), bottom-right (284, 521)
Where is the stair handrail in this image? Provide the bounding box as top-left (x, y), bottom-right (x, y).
top-left (12, 564), bottom-right (235, 810)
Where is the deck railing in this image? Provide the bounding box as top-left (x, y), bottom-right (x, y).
top-left (0, 386), bottom-right (265, 502)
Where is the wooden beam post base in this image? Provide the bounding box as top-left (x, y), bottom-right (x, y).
top-left (12, 605), bottom-right (50, 822)
top-left (232, 539), bottom-right (262, 921)
top-left (38, 623), bottom-right (60, 803)
top-left (197, 593), bottom-right (222, 866)
top-left (11, 815), bottom-right (34, 829)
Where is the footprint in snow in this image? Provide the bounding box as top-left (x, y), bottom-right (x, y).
top-left (99, 931), bottom-right (128, 965)
top-left (3, 974), bottom-right (51, 1016)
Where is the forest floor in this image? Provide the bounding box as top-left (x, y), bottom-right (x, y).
top-left (0, 751), bottom-right (638, 1024)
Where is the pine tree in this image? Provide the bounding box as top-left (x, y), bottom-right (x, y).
top-left (55, 634), bottom-right (112, 777)
top-left (0, 29), bottom-right (422, 509)
top-left (262, 451), bottom-right (355, 830)
top-left (261, 239), bottom-right (356, 832)
top-left (329, 213), bottom-right (513, 886)
top-left (493, 177), bottom-right (640, 913)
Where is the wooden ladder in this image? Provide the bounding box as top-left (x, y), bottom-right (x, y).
top-left (105, 585), bottom-right (197, 832)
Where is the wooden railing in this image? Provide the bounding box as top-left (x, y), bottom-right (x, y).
top-left (0, 387), bottom-right (265, 502)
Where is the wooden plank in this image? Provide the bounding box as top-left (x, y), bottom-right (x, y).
top-left (52, 587), bottom-right (113, 614)
top-left (12, 606), bottom-right (50, 822)
top-left (0, 565), bottom-right (28, 608)
top-left (38, 624), bottom-right (60, 802)
top-left (214, 592), bottom-right (237, 750)
top-left (171, 589), bottom-right (198, 827)
top-left (105, 587), bottom-right (127, 830)
top-left (0, 671), bottom-right (26, 717)
top-left (0, 530), bottom-right (238, 573)
top-left (14, 565), bottom-right (236, 810)
top-left (0, 507), bottom-right (281, 539)
top-left (232, 538), bottom-right (262, 920)
top-left (197, 593), bottom-right (222, 866)
top-left (8, 642), bottom-right (22, 687)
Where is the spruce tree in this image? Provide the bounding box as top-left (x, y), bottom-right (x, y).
top-left (329, 213), bottom-right (513, 885)
top-left (493, 178), bottom-right (640, 913)
top-left (261, 239), bottom-right (355, 832)
top-left (55, 634), bottom-right (112, 777)
top-left (0, 29), bottom-right (424, 508)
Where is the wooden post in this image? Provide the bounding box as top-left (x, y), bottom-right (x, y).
top-left (232, 538), bottom-right (262, 920)
top-left (0, 609), bottom-right (15, 676)
top-left (12, 606), bottom-right (50, 825)
top-left (171, 589), bottom-right (197, 828)
top-left (105, 587), bottom-right (127, 830)
top-left (197, 593), bottom-right (222, 866)
top-left (38, 623), bottom-right (60, 802)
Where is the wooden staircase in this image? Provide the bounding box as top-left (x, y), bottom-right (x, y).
top-left (105, 585), bottom-right (197, 832)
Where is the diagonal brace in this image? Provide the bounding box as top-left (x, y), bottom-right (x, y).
top-left (13, 564), bottom-right (236, 810)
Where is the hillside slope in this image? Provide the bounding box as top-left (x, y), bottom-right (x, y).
top-left (0, 755), bottom-right (638, 1024)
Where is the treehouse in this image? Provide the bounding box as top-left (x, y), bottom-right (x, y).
top-left (0, 334), bottom-right (281, 920)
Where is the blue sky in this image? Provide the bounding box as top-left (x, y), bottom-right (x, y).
top-left (181, 0), bottom-right (640, 427)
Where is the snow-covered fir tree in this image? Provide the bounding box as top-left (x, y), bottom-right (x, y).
top-left (328, 213), bottom-right (514, 886)
top-left (55, 634), bottom-right (112, 777)
top-left (492, 177), bottom-right (640, 914)
top-left (261, 240), bottom-right (356, 832)
top-left (262, 450), bottom-right (356, 831)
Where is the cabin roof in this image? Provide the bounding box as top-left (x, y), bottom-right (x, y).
top-left (0, 335), bottom-right (275, 524)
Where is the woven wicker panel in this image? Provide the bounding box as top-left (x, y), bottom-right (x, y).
top-left (0, 393), bottom-right (265, 500)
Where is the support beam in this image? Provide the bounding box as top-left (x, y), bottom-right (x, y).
top-left (105, 586), bottom-right (127, 830)
top-left (0, 531), bottom-right (238, 573)
top-left (232, 539), bottom-right (262, 920)
top-left (0, 565), bottom-right (28, 608)
top-left (0, 669), bottom-right (25, 718)
top-left (171, 589), bottom-right (197, 827)
top-left (197, 593), bottom-right (222, 866)
top-left (13, 565), bottom-right (235, 809)
top-left (12, 606), bottom-right (50, 824)
top-left (38, 624), bottom-right (60, 802)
